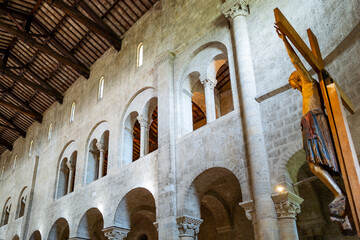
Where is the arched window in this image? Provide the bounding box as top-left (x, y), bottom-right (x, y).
top-left (29, 140), bottom-right (33, 157)
top-left (56, 151), bottom-right (77, 199)
top-left (16, 188), bottom-right (27, 219)
top-left (137, 43), bottom-right (143, 67)
top-left (1, 199), bottom-right (11, 226)
top-left (13, 155), bottom-right (17, 171)
top-left (70, 102), bottom-right (76, 123)
top-left (0, 166), bottom-right (4, 180)
top-left (98, 77), bottom-right (105, 100)
top-left (48, 123), bottom-right (53, 141)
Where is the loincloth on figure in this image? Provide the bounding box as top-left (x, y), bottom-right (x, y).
top-left (301, 109), bottom-right (340, 174)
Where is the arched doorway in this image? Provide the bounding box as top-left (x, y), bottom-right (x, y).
top-left (77, 208), bottom-right (106, 240)
top-left (114, 188), bottom-right (157, 240)
top-left (48, 218), bottom-right (69, 240)
top-left (183, 167), bottom-right (254, 240)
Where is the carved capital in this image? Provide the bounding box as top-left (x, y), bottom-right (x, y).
top-left (200, 77), bottom-right (217, 90)
top-left (66, 161), bottom-right (73, 170)
top-left (176, 215), bottom-right (203, 237)
top-left (221, 0), bottom-right (249, 20)
top-left (239, 200), bottom-right (256, 223)
top-left (96, 141), bottom-right (104, 152)
top-left (137, 115), bottom-right (152, 130)
top-left (272, 191), bottom-right (303, 219)
top-left (103, 226), bottom-right (130, 240)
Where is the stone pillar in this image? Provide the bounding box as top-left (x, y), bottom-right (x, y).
top-left (155, 51), bottom-right (178, 239)
top-left (137, 115), bottom-right (152, 157)
top-left (272, 192), bottom-right (304, 240)
top-left (200, 77), bottom-right (217, 123)
top-left (239, 200), bottom-right (258, 239)
top-left (103, 226), bottom-right (130, 240)
top-left (182, 89), bottom-right (194, 134)
top-left (96, 142), bottom-right (105, 178)
top-left (66, 161), bottom-right (74, 194)
top-left (221, 1), bottom-right (280, 239)
top-left (177, 215), bottom-right (203, 240)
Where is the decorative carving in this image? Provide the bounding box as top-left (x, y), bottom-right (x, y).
top-left (96, 141), bottom-right (104, 152)
top-left (221, 0), bottom-right (249, 20)
top-left (200, 78), bottom-right (217, 90)
top-left (239, 200), bottom-right (256, 223)
top-left (137, 115), bottom-right (152, 130)
top-left (176, 215), bottom-right (203, 237)
top-left (272, 191), bottom-right (303, 219)
top-left (103, 226), bottom-right (130, 240)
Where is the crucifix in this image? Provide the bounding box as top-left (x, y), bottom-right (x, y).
top-left (274, 8), bottom-right (360, 237)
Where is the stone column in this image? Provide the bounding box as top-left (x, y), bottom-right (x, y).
top-left (103, 226), bottom-right (130, 240)
top-left (272, 192), bottom-right (304, 240)
top-left (182, 89), bottom-right (194, 134)
top-left (221, 1), bottom-right (280, 239)
top-left (155, 51), bottom-right (178, 239)
top-left (96, 142), bottom-right (105, 178)
top-left (200, 77), bottom-right (217, 123)
top-left (239, 200), bottom-right (258, 239)
top-left (66, 161), bottom-right (74, 194)
top-left (137, 115), bottom-right (152, 157)
top-left (177, 215), bottom-right (203, 240)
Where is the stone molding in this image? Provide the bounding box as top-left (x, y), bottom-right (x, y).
top-left (154, 51), bottom-right (175, 68)
top-left (102, 226), bottom-right (130, 240)
top-left (239, 200), bottom-right (256, 223)
top-left (176, 215), bottom-right (203, 237)
top-left (272, 191), bottom-right (303, 219)
top-left (221, 0), bottom-right (249, 20)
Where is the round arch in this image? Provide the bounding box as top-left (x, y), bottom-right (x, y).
top-left (76, 208), bottom-right (105, 239)
top-left (29, 230), bottom-right (41, 240)
top-left (47, 218), bottom-right (69, 240)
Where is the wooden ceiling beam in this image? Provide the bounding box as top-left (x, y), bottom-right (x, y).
top-left (0, 113), bottom-right (26, 137)
top-left (9, 53), bottom-right (64, 102)
top-left (0, 123), bottom-right (23, 135)
top-left (0, 137), bottom-right (12, 151)
top-left (0, 20), bottom-right (90, 78)
top-left (0, 99), bottom-right (42, 122)
top-left (0, 66), bottom-right (64, 102)
top-left (46, 0), bottom-right (122, 51)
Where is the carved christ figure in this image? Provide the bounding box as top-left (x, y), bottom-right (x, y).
top-left (276, 28), bottom-right (346, 217)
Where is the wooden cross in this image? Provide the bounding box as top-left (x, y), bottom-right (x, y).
top-left (274, 8), bottom-right (360, 238)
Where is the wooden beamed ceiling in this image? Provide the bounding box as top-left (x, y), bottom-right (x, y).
top-left (0, 0), bottom-right (158, 153)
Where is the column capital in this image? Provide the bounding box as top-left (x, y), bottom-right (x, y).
top-left (154, 51), bottom-right (175, 68)
top-left (272, 191), bottom-right (303, 219)
top-left (96, 141), bottom-right (104, 152)
top-left (221, 0), bottom-right (249, 19)
top-left (137, 115), bottom-right (153, 129)
top-left (200, 77), bottom-right (217, 90)
top-left (176, 215), bottom-right (203, 237)
top-left (102, 226), bottom-right (130, 240)
top-left (66, 161), bottom-right (73, 170)
top-left (239, 200), bottom-right (256, 223)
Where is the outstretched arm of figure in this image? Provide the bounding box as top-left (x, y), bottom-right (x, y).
top-left (275, 27), bottom-right (313, 84)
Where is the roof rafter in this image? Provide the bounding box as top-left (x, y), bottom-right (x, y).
top-left (0, 20), bottom-right (90, 78)
top-left (0, 99), bottom-right (42, 122)
top-left (0, 112), bottom-right (26, 137)
top-left (46, 0), bottom-right (122, 51)
top-left (0, 66), bottom-right (63, 102)
top-left (0, 137), bottom-right (12, 151)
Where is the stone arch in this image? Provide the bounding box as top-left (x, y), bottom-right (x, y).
top-left (114, 187), bottom-right (157, 240)
top-left (76, 208), bottom-right (105, 239)
top-left (179, 41), bottom-right (234, 136)
top-left (55, 141), bottom-right (78, 198)
top-left (29, 230), bottom-right (41, 240)
top-left (85, 121), bottom-right (110, 184)
top-left (12, 235), bottom-right (20, 240)
top-left (16, 186), bottom-right (28, 218)
top-left (121, 88), bottom-right (158, 164)
top-left (1, 197), bottom-right (11, 226)
top-left (180, 167), bottom-right (254, 240)
top-left (47, 218), bottom-right (70, 240)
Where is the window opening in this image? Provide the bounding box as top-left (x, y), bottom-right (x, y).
top-left (28, 140), bottom-right (33, 157)
top-left (70, 102), bottom-right (76, 123)
top-left (137, 43), bottom-right (143, 67)
top-left (48, 123), bottom-right (53, 140)
top-left (98, 77), bottom-right (104, 99)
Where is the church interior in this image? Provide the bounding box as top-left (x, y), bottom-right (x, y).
top-left (0, 0), bottom-right (359, 239)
